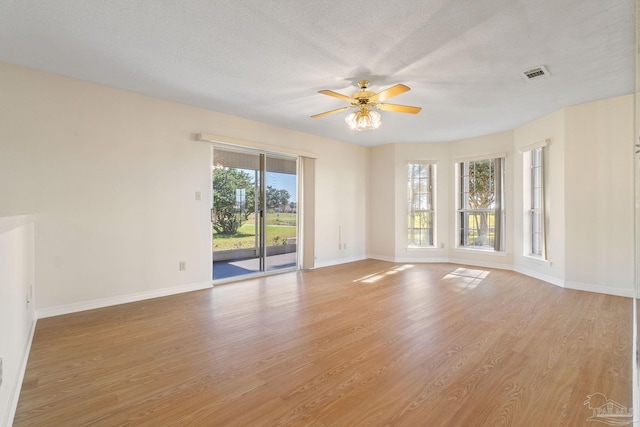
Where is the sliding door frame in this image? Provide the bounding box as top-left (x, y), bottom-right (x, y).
top-left (199, 133), bottom-right (317, 265)
top-left (203, 134), bottom-right (315, 283)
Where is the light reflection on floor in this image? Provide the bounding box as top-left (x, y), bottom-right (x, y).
top-left (353, 264), bottom-right (415, 283)
top-left (442, 267), bottom-right (490, 291)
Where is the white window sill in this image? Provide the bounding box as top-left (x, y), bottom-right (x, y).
top-left (407, 246), bottom-right (440, 251)
top-left (453, 247), bottom-right (509, 256)
top-left (522, 255), bottom-right (551, 266)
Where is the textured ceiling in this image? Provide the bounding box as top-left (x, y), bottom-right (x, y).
top-left (0, 0), bottom-right (635, 146)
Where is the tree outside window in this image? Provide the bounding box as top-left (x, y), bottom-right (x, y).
top-left (458, 158), bottom-right (505, 251)
top-left (408, 163), bottom-right (435, 247)
top-left (212, 167), bottom-right (255, 234)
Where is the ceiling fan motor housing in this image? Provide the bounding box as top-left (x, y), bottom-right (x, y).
top-left (311, 79), bottom-right (421, 120)
top-left (353, 91), bottom-right (375, 104)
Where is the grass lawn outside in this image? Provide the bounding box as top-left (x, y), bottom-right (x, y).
top-left (265, 212), bottom-right (296, 226)
top-left (213, 213), bottom-right (297, 251)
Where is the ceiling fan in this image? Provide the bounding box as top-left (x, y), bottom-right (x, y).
top-left (311, 80), bottom-right (422, 131)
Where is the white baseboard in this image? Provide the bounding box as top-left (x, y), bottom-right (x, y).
top-left (513, 266), bottom-right (565, 288)
top-left (369, 254), bottom-right (450, 264)
top-left (366, 254), bottom-right (396, 262)
top-left (448, 257), bottom-right (514, 271)
top-left (455, 262), bottom-right (634, 298)
top-left (36, 281), bottom-right (213, 319)
top-left (7, 259), bottom-right (633, 427)
top-left (563, 280), bottom-right (635, 298)
top-left (5, 316), bottom-right (37, 427)
top-left (314, 255), bottom-right (368, 269)
top-left (32, 263), bottom-right (634, 319)
top-left (393, 257), bottom-right (450, 264)
top-left (369, 256), bottom-right (632, 299)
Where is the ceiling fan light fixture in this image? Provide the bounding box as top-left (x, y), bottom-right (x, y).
top-left (313, 79), bottom-right (419, 128)
top-left (345, 108), bottom-right (381, 131)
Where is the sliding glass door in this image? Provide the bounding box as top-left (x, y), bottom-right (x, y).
top-left (265, 156), bottom-right (298, 271)
top-left (212, 147), bottom-right (297, 280)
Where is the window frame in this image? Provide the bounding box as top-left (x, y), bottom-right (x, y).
top-left (523, 145), bottom-right (547, 260)
top-left (455, 156), bottom-right (506, 252)
top-left (407, 162), bottom-right (436, 248)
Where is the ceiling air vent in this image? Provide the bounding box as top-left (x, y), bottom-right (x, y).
top-left (522, 65), bottom-right (550, 81)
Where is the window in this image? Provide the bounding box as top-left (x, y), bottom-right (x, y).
top-left (524, 146), bottom-right (546, 258)
top-left (407, 163), bottom-right (435, 247)
top-left (457, 157), bottom-right (505, 251)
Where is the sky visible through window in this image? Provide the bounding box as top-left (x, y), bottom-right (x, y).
top-left (267, 172), bottom-right (297, 202)
top-left (236, 169), bottom-right (297, 202)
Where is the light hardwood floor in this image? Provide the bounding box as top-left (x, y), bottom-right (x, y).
top-left (15, 260), bottom-right (632, 426)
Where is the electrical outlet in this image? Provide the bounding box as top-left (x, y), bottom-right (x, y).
top-left (195, 191), bottom-right (202, 201)
top-left (179, 261), bottom-right (186, 271)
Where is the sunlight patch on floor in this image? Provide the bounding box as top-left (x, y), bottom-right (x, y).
top-left (443, 267), bottom-right (490, 292)
top-left (354, 264), bottom-right (415, 283)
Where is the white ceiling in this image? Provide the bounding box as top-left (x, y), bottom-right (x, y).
top-left (0, 1), bottom-right (634, 147)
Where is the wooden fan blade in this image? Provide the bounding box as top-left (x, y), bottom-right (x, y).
top-left (369, 84), bottom-right (410, 103)
top-left (318, 89), bottom-right (355, 103)
top-left (311, 106), bottom-right (352, 118)
top-left (377, 103), bottom-right (422, 114)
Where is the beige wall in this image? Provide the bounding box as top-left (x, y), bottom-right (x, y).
top-left (564, 95), bottom-right (634, 294)
top-left (514, 109), bottom-right (566, 283)
top-left (0, 61), bottom-right (369, 313)
top-left (368, 96), bottom-right (634, 296)
top-left (1, 60), bottom-right (635, 426)
top-left (368, 144), bottom-right (395, 259)
top-left (370, 132), bottom-right (515, 268)
top-left (0, 216), bottom-right (35, 426)
top-left (314, 139), bottom-right (369, 265)
top-left (0, 61), bottom-right (634, 309)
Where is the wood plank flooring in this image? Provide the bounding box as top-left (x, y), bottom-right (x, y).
top-left (14, 260), bottom-right (632, 426)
